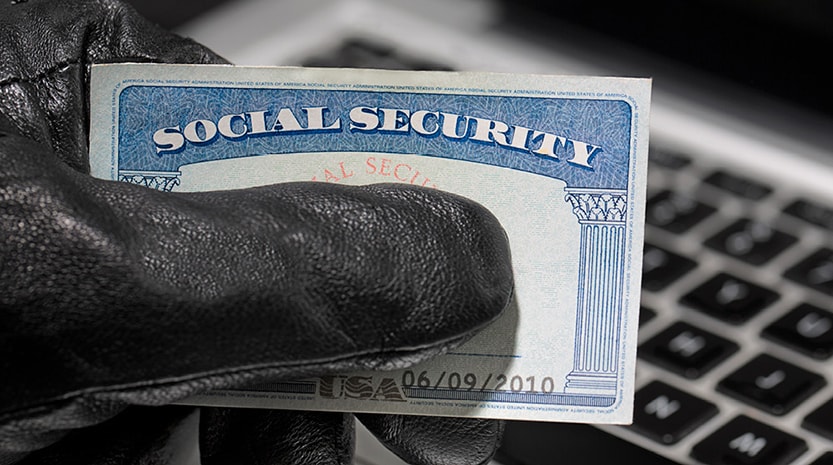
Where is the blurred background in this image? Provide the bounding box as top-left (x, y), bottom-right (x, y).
top-left (125, 0), bottom-right (833, 120)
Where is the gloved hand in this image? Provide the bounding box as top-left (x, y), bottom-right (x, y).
top-left (0, 1), bottom-right (514, 464)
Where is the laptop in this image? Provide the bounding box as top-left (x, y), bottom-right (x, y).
top-left (176, 1), bottom-right (833, 464)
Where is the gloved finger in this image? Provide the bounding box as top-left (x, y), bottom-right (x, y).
top-left (10, 406), bottom-right (195, 465)
top-left (200, 408), bottom-right (353, 465)
top-left (1, 133), bottom-right (514, 456)
top-left (357, 414), bottom-right (504, 465)
top-left (0, 397), bottom-right (128, 464)
top-left (0, 0), bottom-right (227, 172)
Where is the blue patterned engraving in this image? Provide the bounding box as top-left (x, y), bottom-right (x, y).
top-left (116, 85), bottom-right (632, 190)
top-left (119, 170), bottom-right (181, 191)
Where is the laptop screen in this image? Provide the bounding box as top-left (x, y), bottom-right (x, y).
top-left (508, 0), bottom-right (833, 121)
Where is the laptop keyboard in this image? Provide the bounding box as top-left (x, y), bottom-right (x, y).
top-left (302, 38), bottom-right (833, 465)
top-left (627, 147), bottom-right (833, 464)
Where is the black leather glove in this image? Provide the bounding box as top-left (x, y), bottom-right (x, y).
top-left (0, 1), bottom-right (514, 464)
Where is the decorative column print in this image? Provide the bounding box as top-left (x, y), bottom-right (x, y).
top-left (563, 188), bottom-right (628, 395)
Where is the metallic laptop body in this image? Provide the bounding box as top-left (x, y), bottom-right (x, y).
top-left (178, 1), bottom-right (833, 464)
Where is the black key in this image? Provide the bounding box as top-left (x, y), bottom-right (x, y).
top-left (703, 170), bottom-right (773, 200)
top-left (646, 190), bottom-right (716, 233)
top-left (681, 273), bottom-right (780, 324)
top-left (628, 380), bottom-right (718, 444)
top-left (705, 219), bottom-right (796, 265)
top-left (691, 415), bottom-right (807, 465)
top-left (639, 322), bottom-right (738, 378)
top-left (642, 243), bottom-right (697, 291)
top-left (763, 303), bottom-right (833, 359)
top-left (786, 248), bottom-right (833, 297)
top-left (809, 452), bottom-right (833, 465)
top-left (804, 397), bottom-right (833, 440)
top-left (649, 147), bottom-right (691, 170)
top-left (717, 354), bottom-right (826, 415)
top-left (784, 199), bottom-right (833, 231)
top-left (640, 306), bottom-right (657, 326)
top-left (499, 421), bottom-right (684, 465)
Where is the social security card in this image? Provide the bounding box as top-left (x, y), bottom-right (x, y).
top-left (89, 64), bottom-right (650, 424)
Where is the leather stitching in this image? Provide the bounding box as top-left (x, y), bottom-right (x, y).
top-left (0, 56), bottom-right (162, 89)
top-left (0, 59), bottom-right (83, 89)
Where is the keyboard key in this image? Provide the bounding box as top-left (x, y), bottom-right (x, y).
top-left (646, 190), bottom-right (716, 233)
top-left (499, 422), bottom-right (684, 465)
top-left (763, 303), bottom-right (833, 359)
top-left (681, 273), bottom-right (780, 324)
top-left (808, 452), bottom-right (833, 465)
top-left (640, 306), bottom-right (657, 326)
top-left (804, 397), bottom-right (833, 441)
top-left (717, 354), bottom-right (826, 415)
top-left (703, 170), bottom-right (773, 200)
top-left (784, 199), bottom-right (833, 231)
top-left (705, 219), bottom-right (796, 265)
top-left (629, 380), bottom-right (718, 444)
top-left (302, 38), bottom-right (454, 71)
top-left (639, 322), bottom-right (739, 379)
top-left (691, 415), bottom-right (807, 465)
top-left (642, 243), bottom-right (697, 291)
top-left (786, 248), bottom-right (833, 297)
top-left (649, 147), bottom-right (691, 169)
